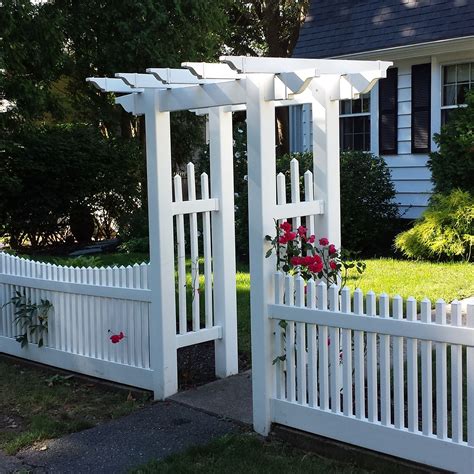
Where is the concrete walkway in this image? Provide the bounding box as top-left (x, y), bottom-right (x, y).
top-left (0, 372), bottom-right (253, 473)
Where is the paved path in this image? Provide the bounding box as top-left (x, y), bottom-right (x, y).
top-left (171, 371), bottom-right (253, 425)
top-left (1, 401), bottom-right (240, 473)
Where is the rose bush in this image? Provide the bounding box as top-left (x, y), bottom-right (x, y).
top-left (266, 221), bottom-right (366, 288)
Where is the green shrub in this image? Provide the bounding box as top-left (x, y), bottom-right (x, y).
top-left (428, 90), bottom-right (474, 195)
top-left (394, 190), bottom-right (473, 261)
top-left (339, 151), bottom-right (399, 254)
top-left (0, 124), bottom-right (143, 248)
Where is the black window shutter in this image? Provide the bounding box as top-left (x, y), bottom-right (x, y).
top-left (379, 67), bottom-right (398, 155)
top-left (411, 63), bottom-right (431, 153)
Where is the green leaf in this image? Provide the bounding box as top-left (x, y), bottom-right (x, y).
top-left (265, 249), bottom-right (273, 258)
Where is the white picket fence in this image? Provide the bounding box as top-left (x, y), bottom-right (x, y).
top-left (0, 161), bottom-right (238, 393)
top-left (269, 273), bottom-right (474, 473)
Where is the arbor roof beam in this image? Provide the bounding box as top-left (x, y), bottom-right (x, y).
top-left (220, 56), bottom-right (392, 75)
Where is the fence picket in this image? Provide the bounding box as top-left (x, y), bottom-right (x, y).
top-left (406, 297), bottom-right (418, 432)
top-left (289, 158), bottom-right (301, 230)
top-left (328, 284), bottom-right (340, 413)
top-left (379, 293), bottom-right (391, 426)
top-left (201, 172), bottom-right (213, 329)
top-left (187, 163), bottom-right (200, 331)
top-left (451, 300), bottom-right (463, 443)
top-left (304, 170), bottom-right (315, 236)
top-left (435, 300), bottom-right (448, 440)
top-left (366, 291), bottom-right (378, 422)
top-left (317, 281), bottom-right (329, 411)
top-left (421, 298), bottom-right (433, 436)
top-left (467, 304), bottom-right (474, 447)
top-left (307, 279), bottom-right (318, 408)
top-left (341, 287), bottom-right (352, 416)
top-left (353, 288), bottom-right (365, 419)
top-left (393, 295), bottom-right (404, 429)
top-left (285, 275), bottom-right (296, 403)
top-left (295, 277), bottom-right (307, 405)
top-left (274, 272), bottom-right (285, 400)
top-left (174, 174), bottom-right (187, 335)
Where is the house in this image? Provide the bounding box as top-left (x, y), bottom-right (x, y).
top-left (290, 0), bottom-right (474, 218)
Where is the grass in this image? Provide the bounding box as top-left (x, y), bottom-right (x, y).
top-left (130, 433), bottom-right (368, 473)
top-left (0, 357), bottom-right (150, 454)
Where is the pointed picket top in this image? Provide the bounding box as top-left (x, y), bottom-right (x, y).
top-left (379, 293), bottom-right (389, 318)
top-left (392, 295), bottom-right (403, 320)
top-left (341, 286), bottom-right (351, 313)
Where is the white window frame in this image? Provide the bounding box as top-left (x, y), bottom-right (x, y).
top-left (440, 59), bottom-right (474, 122)
top-left (339, 92), bottom-right (371, 152)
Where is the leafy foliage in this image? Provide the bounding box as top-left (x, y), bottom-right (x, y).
top-left (394, 190), bottom-right (473, 261)
top-left (428, 90), bottom-right (474, 195)
top-left (0, 124), bottom-right (143, 248)
top-left (340, 151), bottom-right (399, 254)
top-left (4, 291), bottom-right (52, 347)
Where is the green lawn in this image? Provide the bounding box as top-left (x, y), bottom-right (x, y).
top-left (0, 358), bottom-right (150, 454)
top-left (131, 433), bottom-right (367, 473)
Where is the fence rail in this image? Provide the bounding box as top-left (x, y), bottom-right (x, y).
top-left (270, 272), bottom-right (474, 473)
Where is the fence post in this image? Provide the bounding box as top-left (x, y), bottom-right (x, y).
top-left (467, 304), bottom-right (474, 448)
top-left (143, 89), bottom-right (178, 399)
top-left (208, 107), bottom-right (238, 378)
top-left (246, 75), bottom-right (277, 436)
top-left (311, 77), bottom-right (341, 247)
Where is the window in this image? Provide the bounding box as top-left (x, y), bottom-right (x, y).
top-left (441, 62), bottom-right (474, 124)
top-left (339, 93), bottom-right (370, 151)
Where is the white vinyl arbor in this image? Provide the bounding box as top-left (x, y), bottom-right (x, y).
top-left (87, 57), bottom-right (391, 419)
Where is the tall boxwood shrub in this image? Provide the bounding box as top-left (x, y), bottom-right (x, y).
top-left (428, 90), bottom-right (474, 195)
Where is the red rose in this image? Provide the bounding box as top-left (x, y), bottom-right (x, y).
top-left (319, 237), bottom-right (329, 246)
top-left (307, 235), bottom-right (315, 244)
top-left (278, 235), bottom-right (288, 244)
top-left (302, 255), bottom-right (314, 266)
top-left (313, 254), bottom-right (322, 264)
top-left (110, 334), bottom-right (121, 344)
top-left (280, 221), bottom-right (291, 232)
top-left (308, 262), bottom-right (323, 273)
top-left (286, 232), bottom-right (297, 241)
top-left (119, 332), bottom-right (125, 340)
top-left (290, 256), bottom-right (302, 266)
top-left (297, 226), bottom-right (307, 238)
top-left (329, 260), bottom-right (337, 270)
top-left (329, 244), bottom-right (337, 255)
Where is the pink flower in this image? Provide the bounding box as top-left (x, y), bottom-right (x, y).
top-left (278, 235), bottom-right (288, 244)
top-left (328, 244), bottom-right (337, 255)
top-left (286, 232), bottom-right (297, 242)
top-left (308, 262), bottom-right (323, 273)
top-left (329, 260), bottom-right (337, 270)
top-left (319, 237), bottom-right (329, 246)
top-left (280, 221), bottom-right (291, 232)
top-left (290, 256), bottom-right (302, 266)
top-left (307, 235), bottom-right (315, 244)
top-left (110, 331), bottom-right (125, 344)
top-left (297, 226), bottom-right (307, 239)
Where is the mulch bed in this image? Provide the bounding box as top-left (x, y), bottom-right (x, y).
top-left (178, 341), bottom-right (250, 390)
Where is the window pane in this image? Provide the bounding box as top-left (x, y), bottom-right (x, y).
top-left (443, 85), bottom-right (456, 106)
top-left (441, 108), bottom-right (453, 125)
top-left (457, 84), bottom-right (470, 104)
top-left (340, 100), bottom-right (351, 115)
top-left (362, 94), bottom-right (370, 113)
top-left (354, 116), bottom-right (365, 133)
top-left (444, 65), bottom-right (456, 84)
top-left (353, 133), bottom-right (364, 150)
top-left (457, 63), bottom-right (470, 82)
top-left (352, 98), bottom-right (362, 114)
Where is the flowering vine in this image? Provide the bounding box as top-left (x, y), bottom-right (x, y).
top-left (265, 221), bottom-right (366, 289)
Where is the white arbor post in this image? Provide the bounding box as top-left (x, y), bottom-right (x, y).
top-left (246, 75), bottom-right (277, 435)
top-left (312, 76), bottom-right (342, 247)
top-left (144, 89), bottom-right (178, 399)
top-left (209, 107), bottom-right (239, 378)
